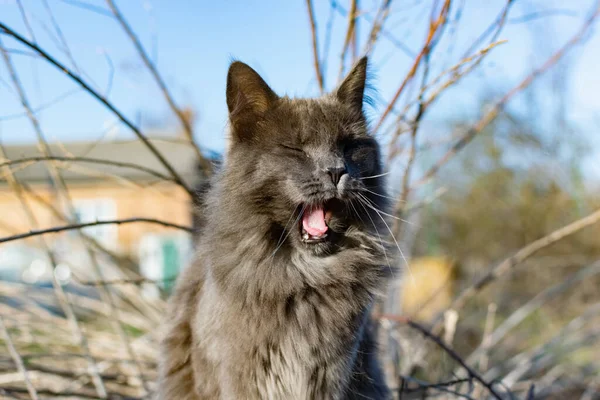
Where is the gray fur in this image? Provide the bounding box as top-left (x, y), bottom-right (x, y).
top-left (157, 57), bottom-right (396, 399)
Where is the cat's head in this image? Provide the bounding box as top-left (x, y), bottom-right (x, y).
top-left (223, 57), bottom-right (388, 256)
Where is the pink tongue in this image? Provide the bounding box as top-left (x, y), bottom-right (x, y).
top-left (302, 206), bottom-right (328, 236)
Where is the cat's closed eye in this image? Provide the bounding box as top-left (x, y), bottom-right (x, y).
top-left (280, 144), bottom-right (305, 154)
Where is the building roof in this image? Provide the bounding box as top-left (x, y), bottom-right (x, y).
top-left (1, 138), bottom-right (219, 187)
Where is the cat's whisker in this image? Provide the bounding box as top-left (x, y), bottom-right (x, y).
top-left (358, 171), bottom-right (391, 180)
top-left (356, 194), bottom-right (414, 285)
top-left (354, 197), bottom-right (392, 277)
top-left (351, 187), bottom-right (396, 201)
top-left (274, 207), bottom-right (299, 250)
top-left (356, 194), bottom-right (414, 226)
top-left (348, 198), bottom-right (363, 225)
top-left (271, 204), bottom-right (307, 258)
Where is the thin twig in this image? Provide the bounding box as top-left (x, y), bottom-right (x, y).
top-left (379, 314), bottom-right (503, 399)
top-left (373, 0), bottom-right (452, 134)
top-left (0, 88), bottom-right (81, 121)
top-left (393, 47), bottom-right (432, 234)
top-left (462, 0), bottom-right (515, 59)
top-left (41, 0), bottom-right (81, 73)
top-left (59, 0), bottom-right (113, 17)
top-left (0, 22), bottom-right (194, 196)
top-left (0, 43), bottom-right (109, 399)
top-left (414, 1), bottom-right (600, 187)
top-left (305, 0), bottom-right (325, 92)
top-left (363, 0), bottom-right (392, 54)
top-left (466, 259), bottom-right (600, 365)
top-left (15, 0), bottom-right (36, 43)
top-left (432, 207), bottom-right (600, 333)
top-left (333, 0), bottom-right (414, 58)
top-left (76, 276), bottom-right (178, 286)
top-left (0, 317), bottom-right (39, 400)
top-left (0, 218), bottom-right (193, 245)
top-left (0, 156), bottom-right (174, 182)
top-left (385, 39), bottom-right (507, 151)
top-left (105, 0), bottom-right (212, 174)
top-left (338, 0), bottom-right (358, 81)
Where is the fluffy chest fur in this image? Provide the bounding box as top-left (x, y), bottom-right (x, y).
top-left (191, 250), bottom-right (382, 400)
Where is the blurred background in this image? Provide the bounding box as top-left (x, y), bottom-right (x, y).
top-left (1, 0), bottom-right (599, 399)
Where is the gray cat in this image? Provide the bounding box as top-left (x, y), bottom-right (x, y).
top-left (156, 57), bottom-right (396, 399)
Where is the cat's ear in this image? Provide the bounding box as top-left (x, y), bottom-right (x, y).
top-left (335, 56), bottom-right (368, 113)
top-left (226, 61), bottom-right (278, 135)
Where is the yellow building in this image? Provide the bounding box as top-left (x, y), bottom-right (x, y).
top-left (0, 138), bottom-right (209, 287)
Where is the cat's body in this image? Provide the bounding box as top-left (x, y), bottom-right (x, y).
top-left (157, 58), bottom-right (396, 399)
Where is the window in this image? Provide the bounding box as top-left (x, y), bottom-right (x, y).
top-left (72, 198), bottom-right (117, 248)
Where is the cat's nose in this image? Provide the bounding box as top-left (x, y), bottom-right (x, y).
top-left (326, 166), bottom-right (347, 185)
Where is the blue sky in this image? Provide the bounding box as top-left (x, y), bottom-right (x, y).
top-left (1, 0), bottom-right (599, 178)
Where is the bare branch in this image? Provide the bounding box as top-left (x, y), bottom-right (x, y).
top-left (59, 0), bottom-right (113, 18)
top-left (105, 0), bottom-right (212, 174)
top-left (393, 48), bottom-right (432, 233)
top-left (466, 259), bottom-right (600, 365)
top-left (414, 1), bottom-right (600, 187)
top-left (509, 8), bottom-right (578, 24)
top-left (338, 0), bottom-right (358, 81)
top-left (379, 314), bottom-right (503, 400)
top-left (0, 22), bottom-right (194, 196)
top-left (386, 39), bottom-right (507, 152)
top-left (0, 43), bottom-right (110, 399)
top-left (77, 276), bottom-right (178, 286)
top-left (0, 317), bottom-right (39, 400)
top-left (0, 156), bottom-right (174, 182)
top-left (373, 0), bottom-right (452, 133)
top-left (363, 0), bottom-right (392, 55)
top-left (15, 0), bottom-right (36, 43)
top-left (333, 0), bottom-right (414, 58)
top-left (462, 0), bottom-right (515, 59)
top-left (41, 0), bottom-right (81, 73)
top-left (0, 218), bottom-right (193, 245)
top-left (305, 0), bottom-right (325, 92)
top-left (0, 88), bottom-right (81, 121)
top-left (433, 207), bottom-right (600, 332)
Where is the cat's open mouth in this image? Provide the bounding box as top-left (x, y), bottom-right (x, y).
top-left (300, 204), bottom-right (333, 244)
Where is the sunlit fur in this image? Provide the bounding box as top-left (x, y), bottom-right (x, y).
top-left (156, 57), bottom-right (397, 400)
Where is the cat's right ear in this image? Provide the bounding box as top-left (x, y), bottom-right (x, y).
top-left (226, 61), bottom-right (278, 139)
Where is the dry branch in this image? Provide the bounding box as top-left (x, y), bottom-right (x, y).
top-left (373, 0), bottom-right (452, 134)
top-left (305, 0), bottom-right (325, 92)
top-left (432, 207), bottom-right (600, 333)
top-left (0, 156), bottom-right (174, 182)
top-left (0, 47), bottom-right (110, 398)
top-left (0, 317), bottom-right (39, 400)
top-left (363, 0), bottom-right (392, 55)
top-left (332, 0), bottom-right (414, 58)
top-left (462, 0), bottom-right (514, 60)
top-left (0, 22), bottom-right (194, 197)
top-left (414, 1), bottom-right (600, 188)
top-left (105, 0), bottom-right (212, 174)
top-left (385, 39), bottom-right (507, 159)
top-left (379, 314), bottom-right (503, 399)
top-left (338, 0), bottom-right (358, 81)
top-left (466, 259), bottom-right (600, 365)
top-left (0, 218), bottom-right (193, 245)
top-left (1, 32), bottom-right (152, 392)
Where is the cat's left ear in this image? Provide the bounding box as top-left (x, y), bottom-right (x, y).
top-left (335, 56), bottom-right (368, 113)
top-left (226, 61), bottom-right (278, 138)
